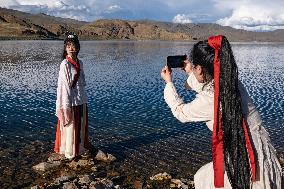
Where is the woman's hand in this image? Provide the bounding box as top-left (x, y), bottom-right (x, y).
top-left (161, 66), bottom-right (172, 83)
top-left (57, 108), bottom-right (73, 126)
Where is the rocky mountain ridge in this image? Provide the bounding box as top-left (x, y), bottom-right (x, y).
top-left (1, 7), bottom-right (284, 42)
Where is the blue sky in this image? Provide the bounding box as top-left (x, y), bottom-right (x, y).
top-left (1, 0), bottom-right (284, 31)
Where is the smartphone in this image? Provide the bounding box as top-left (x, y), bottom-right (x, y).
top-left (167, 55), bottom-right (187, 68)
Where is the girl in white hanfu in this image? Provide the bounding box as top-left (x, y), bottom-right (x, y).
top-left (54, 34), bottom-right (89, 159)
top-left (161, 35), bottom-right (281, 189)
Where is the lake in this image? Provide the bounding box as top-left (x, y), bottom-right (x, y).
top-left (0, 40), bottom-right (284, 185)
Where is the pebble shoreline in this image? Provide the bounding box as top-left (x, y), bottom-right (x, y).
top-left (31, 148), bottom-right (195, 189)
top-left (1, 140), bottom-right (283, 189)
top-left (31, 150), bottom-right (284, 189)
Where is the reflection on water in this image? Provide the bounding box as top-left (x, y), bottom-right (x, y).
top-left (0, 41), bottom-right (284, 183)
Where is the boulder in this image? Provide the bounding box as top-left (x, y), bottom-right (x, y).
top-left (150, 172), bottom-right (172, 181)
top-left (32, 161), bottom-right (61, 172)
top-left (95, 150), bottom-right (116, 162)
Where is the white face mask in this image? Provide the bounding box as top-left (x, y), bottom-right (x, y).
top-left (186, 73), bottom-right (204, 93)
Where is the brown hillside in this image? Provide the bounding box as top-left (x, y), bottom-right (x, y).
top-left (0, 7), bottom-right (284, 41)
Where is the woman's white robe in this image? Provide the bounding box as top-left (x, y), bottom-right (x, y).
top-left (55, 59), bottom-right (88, 159)
top-left (164, 73), bottom-right (282, 189)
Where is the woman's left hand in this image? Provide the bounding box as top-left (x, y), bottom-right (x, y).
top-left (161, 66), bottom-right (172, 83)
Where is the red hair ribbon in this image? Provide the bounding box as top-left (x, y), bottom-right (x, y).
top-left (208, 35), bottom-right (256, 187)
top-left (66, 56), bottom-right (80, 88)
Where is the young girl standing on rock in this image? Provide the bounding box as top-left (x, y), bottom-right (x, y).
top-left (54, 34), bottom-right (89, 159)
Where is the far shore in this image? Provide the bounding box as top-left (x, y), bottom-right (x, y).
top-left (2, 37), bottom-right (284, 44)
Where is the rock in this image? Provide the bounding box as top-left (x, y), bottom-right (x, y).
top-left (171, 179), bottom-right (182, 186)
top-left (95, 150), bottom-right (116, 162)
top-left (180, 178), bottom-right (188, 183)
top-left (107, 153), bottom-right (117, 162)
top-left (68, 159), bottom-right (94, 170)
top-left (187, 180), bottom-right (195, 188)
top-left (95, 150), bottom-right (107, 161)
top-left (68, 161), bottom-right (79, 170)
top-left (91, 179), bottom-right (114, 189)
top-left (91, 166), bottom-right (97, 172)
top-left (46, 182), bottom-right (61, 189)
top-left (78, 159), bottom-right (92, 166)
top-left (54, 175), bottom-right (76, 184)
top-left (73, 178), bottom-right (78, 184)
top-left (32, 162), bottom-right (61, 172)
top-left (180, 183), bottom-right (189, 189)
top-left (171, 179), bottom-right (189, 188)
top-left (133, 180), bottom-right (143, 189)
top-left (78, 175), bottom-right (91, 185)
top-left (150, 172), bottom-right (172, 181)
top-left (31, 185), bottom-right (40, 189)
top-left (47, 153), bottom-right (66, 162)
top-left (89, 181), bottom-right (96, 187)
top-left (62, 182), bottom-right (77, 189)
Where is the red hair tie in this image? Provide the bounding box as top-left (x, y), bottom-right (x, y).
top-left (208, 35), bottom-right (256, 187)
top-left (208, 35), bottom-right (224, 188)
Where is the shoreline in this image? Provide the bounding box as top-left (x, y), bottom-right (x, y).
top-left (0, 140), bottom-right (283, 189)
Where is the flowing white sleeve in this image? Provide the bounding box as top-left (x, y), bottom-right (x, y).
top-left (164, 82), bottom-right (213, 123)
top-left (56, 61), bottom-right (73, 126)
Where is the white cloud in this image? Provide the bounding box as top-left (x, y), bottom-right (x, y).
top-left (0, 0), bottom-right (19, 7)
top-left (106, 5), bottom-right (121, 12)
top-left (215, 0), bottom-right (284, 31)
top-left (172, 14), bottom-right (192, 24)
top-left (0, 0), bottom-right (100, 21)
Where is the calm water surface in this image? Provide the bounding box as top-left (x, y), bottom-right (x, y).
top-left (0, 40), bottom-right (284, 182)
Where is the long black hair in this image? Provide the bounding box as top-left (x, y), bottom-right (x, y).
top-left (190, 36), bottom-right (253, 189)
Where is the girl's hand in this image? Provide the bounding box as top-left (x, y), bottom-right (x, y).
top-left (161, 66), bottom-right (172, 83)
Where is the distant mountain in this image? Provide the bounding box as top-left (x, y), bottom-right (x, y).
top-left (0, 7), bottom-right (85, 39)
top-left (1, 7), bottom-right (284, 42)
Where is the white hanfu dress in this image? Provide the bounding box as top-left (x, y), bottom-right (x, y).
top-left (54, 58), bottom-right (89, 159)
top-left (164, 73), bottom-right (282, 189)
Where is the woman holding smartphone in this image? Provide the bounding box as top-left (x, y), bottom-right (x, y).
top-left (161, 35), bottom-right (281, 189)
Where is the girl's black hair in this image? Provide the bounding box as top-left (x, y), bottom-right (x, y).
top-left (62, 34), bottom-right (80, 60)
top-left (190, 36), bottom-right (253, 189)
